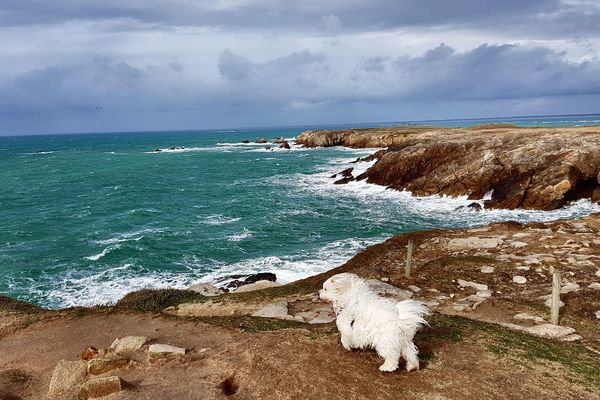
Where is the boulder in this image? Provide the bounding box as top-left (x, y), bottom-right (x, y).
top-left (87, 356), bottom-right (129, 375)
top-left (148, 344), bottom-right (186, 356)
top-left (48, 360), bottom-right (88, 398)
top-left (80, 376), bottom-right (122, 398)
top-left (334, 177), bottom-right (354, 185)
top-left (279, 141), bottom-right (291, 149)
top-left (241, 140), bottom-right (250, 144)
top-left (255, 138), bottom-right (267, 144)
top-left (223, 272), bottom-right (277, 290)
top-left (234, 280), bottom-right (281, 293)
top-left (467, 202), bottom-right (482, 211)
top-left (109, 336), bottom-right (147, 355)
top-left (187, 283), bottom-right (224, 296)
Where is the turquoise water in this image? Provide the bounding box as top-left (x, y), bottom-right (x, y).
top-left (1, 115), bottom-right (599, 308)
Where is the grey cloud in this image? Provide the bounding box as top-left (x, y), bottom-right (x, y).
top-left (1, 0), bottom-right (599, 39)
top-left (1, 43), bottom-right (600, 135)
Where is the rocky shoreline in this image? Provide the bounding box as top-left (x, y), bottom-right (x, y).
top-left (297, 125), bottom-right (600, 210)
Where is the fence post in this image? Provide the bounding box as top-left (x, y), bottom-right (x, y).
top-left (551, 270), bottom-right (561, 325)
top-left (405, 240), bottom-right (413, 278)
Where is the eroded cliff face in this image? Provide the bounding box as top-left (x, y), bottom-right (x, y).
top-left (297, 125), bottom-right (600, 210)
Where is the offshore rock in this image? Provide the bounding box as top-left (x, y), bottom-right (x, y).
top-left (297, 125), bottom-right (600, 210)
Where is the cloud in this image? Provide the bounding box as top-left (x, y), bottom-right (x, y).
top-left (1, 0), bottom-right (599, 39)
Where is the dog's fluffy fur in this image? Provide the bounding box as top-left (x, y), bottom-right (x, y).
top-left (319, 273), bottom-right (430, 372)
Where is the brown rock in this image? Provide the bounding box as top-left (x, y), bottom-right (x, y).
top-left (255, 138), bottom-right (267, 144)
top-left (241, 139), bottom-right (250, 144)
top-left (48, 360), bottom-right (88, 398)
top-left (80, 376), bottom-right (122, 398)
top-left (297, 125), bottom-right (600, 210)
top-left (279, 140), bottom-right (291, 149)
top-left (87, 356), bottom-right (129, 375)
top-left (79, 347), bottom-right (104, 361)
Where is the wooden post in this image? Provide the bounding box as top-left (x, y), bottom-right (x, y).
top-left (405, 240), bottom-right (413, 278)
top-left (551, 270), bottom-right (561, 325)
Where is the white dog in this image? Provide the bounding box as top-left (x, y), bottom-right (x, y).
top-left (319, 273), bottom-right (430, 372)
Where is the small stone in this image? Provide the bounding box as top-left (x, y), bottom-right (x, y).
top-left (480, 266), bottom-right (495, 273)
top-left (513, 313), bottom-right (544, 323)
top-left (234, 280), bottom-right (281, 293)
top-left (510, 241), bottom-right (529, 248)
top-left (588, 283), bottom-right (600, 290)
top-left (457, 279), bottom-right (488, 291)
top-left (515, 266), bottom-right (530, 271)
top-left (560, 334), bottom-right (582, 342)
top-left (408, 285), bottom-right (421, 292)
top-left (595, 310), bottom-right (600, 320)
top-left (365, 279), bottom-right (413, 301)
top-left (87, 356), bottom-right (129, 375)
top-left (308, 312), bottom-right (336, 324)
top-left (187, 283), bottom-right (224, 296)
top-left (148, 344), bottom-right (186, 355)
top-left (80, 347), bottom-right (104, 361)
top-left (80, 376), bottom-right (122, 398)
top-left (596, 270), bottom-right (600, 278)
top-left (544, 298), bottom-right (565, 308)
top-left (513, 276), bottom-right (527, 284)
top-left (251, 301), bottom-right (291, 319)
top-left (560, 282), bottom-right (580, 294)
top-left (380, 277), bottom-right (389, 282)
top-left (524, 324), bottom-right (575, 339)
top-left (476, 290), bottom-right (492, 298)
top-left (48, 360), bottom-right (88, 398)
top-left (110, 336), bottom-right (148, 355)
top-left (512, 232), bottom-right (531, 239)
top-left (447, 237), bottom-right (503, 250)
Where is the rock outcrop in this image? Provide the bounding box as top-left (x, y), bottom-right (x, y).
top-left (297, 125), bottom-right (600, 210)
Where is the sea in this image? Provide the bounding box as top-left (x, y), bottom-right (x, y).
top-left (1, 114), bottom-right (600, 309)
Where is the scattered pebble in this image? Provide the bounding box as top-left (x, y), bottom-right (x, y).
top-left (380, 277), bottom-right (389, 282)
top-left (513, 276), bottom-right (527, 284)
top-left (596, 311), bottom-right (600, 320)
top-left (480, 266), bottom-right (495, 273)
top-left (510, 241), bottom-right (529, 248)
top-left (457, 279), bottom-right (488, 291)
top-left (408, 285), bottom-right (421, 292)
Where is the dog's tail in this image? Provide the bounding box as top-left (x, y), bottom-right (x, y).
top-left (395, 300), bottom-right (431, 332)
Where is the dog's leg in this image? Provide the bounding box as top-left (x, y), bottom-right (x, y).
top-left (336, 311), bottom-right (355, 351)
top-left (402, 342), bottom-right (420, 372)
top-left (375, 342), bottom-right (401, 372)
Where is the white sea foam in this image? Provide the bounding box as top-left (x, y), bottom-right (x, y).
top-left (200, 214), bottom-right (241, 225)
top-left (144, 147), bottom-right (211, 154)
top-left (93, 228), bottom-right (162, 245)
top-left (226, 229), bottom-right (253, 241)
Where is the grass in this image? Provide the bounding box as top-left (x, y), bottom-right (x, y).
top-left (428, 314), bottom-right (600, 390)
top-left (115, 289), bottom-right (208, 312)
top-left (0, 295), bottom-right (43, 314)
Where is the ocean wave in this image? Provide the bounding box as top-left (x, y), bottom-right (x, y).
top-left (85, 244), bottom-right (120, 261)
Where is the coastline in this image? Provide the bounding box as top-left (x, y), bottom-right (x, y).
top-left (2, 125), bottom-right (600, 398)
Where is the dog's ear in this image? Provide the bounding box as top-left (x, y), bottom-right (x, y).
top-left (332, 275), bottom-right (353, 296)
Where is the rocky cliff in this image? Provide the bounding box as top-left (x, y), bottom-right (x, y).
top-left (297, 125), bottom-right (600, 210)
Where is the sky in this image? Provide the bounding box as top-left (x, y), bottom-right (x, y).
top-left (0, 0), bottom-right (599, 135)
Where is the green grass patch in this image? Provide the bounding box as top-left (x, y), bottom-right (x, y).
top-left (115, 289), bottom-right (208, 312)
top-left (429, 314), bottom-right (600, 389)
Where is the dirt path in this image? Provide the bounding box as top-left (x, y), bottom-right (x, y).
top-left (1, 310), bottom-right (599, 400)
